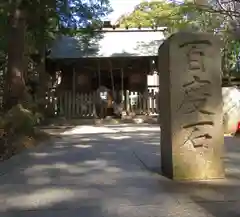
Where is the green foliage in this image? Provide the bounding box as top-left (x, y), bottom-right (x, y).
top-left (0, 116), bottom-right (4, 129)
top-left (0, 105), bottom-right (46, 160)
top-left (117, 0), bottom-right (240, 76)
top-left (0, 1), bottom-right (113, 159)
top-left (0, 0), bottom-right (112, 63)
top-left (224, 40), bottom-right (240, 70)
top-left (0, 0), bottom-right (112, 111)
top-left (117, 1), bottom-right (181, 30)
top-left (117, 1), bottom-right (223, 34)
top-left (3, 104), bottom-right (39, 135)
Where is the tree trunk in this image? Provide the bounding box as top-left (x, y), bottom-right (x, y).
top-left (35, 11), bottom-right (49, 113)
top-left (4, 7), bottom-right (26, 110)
top-left (36, 47), bottom-right (48, 112)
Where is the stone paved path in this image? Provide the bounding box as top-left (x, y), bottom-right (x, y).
top-left (0, 124), bottom-right (240, 217)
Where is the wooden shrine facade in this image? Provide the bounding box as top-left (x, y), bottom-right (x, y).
top-left (45, 26), bottom-right (165, 118)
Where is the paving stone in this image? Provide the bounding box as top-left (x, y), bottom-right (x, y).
top-left (0, 125), bottom-right (239, 217)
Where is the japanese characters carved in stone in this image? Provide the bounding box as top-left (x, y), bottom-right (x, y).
top-left (158, 32), bottom-right (224, 180)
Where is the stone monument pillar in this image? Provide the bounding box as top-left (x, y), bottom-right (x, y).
top-left (158, 32), bottom-right (225, 180)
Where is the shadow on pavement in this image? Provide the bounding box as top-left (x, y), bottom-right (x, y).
top-left (0, 124), bottom-right (239, 216)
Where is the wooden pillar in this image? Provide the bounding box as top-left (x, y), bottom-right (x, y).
top-left (109, 59), bottom-right (115, 96)
top-left (144, 59), bottom-right (151, 115)
top-left (121, 68), bottom-right (124, 103)
top-left (120, 59), bottom-right (125, 111)
top-left (72, 67), bottom-right (76, 92)
top-left (72, 66), bottom-right (76, 118)
top-left (97, 59), bottom-right (101, 87)
top-left (126, 90), bottom-right (130, 113)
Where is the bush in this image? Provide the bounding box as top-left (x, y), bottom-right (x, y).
top-left (3, 104), bottom-right (39, 135)
top-left (0, 103), bottom-right (48, 161)
top-left (0, 116), bottom-right (4, 129)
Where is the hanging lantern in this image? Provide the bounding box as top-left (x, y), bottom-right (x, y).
top-left (128, 72), bottom-right (147, 91)
top-left (76, 73), bottom-right (91, 91)
top-left (129, 73), bottom-right (142, 84)
top-left (77, 74), bottom-right (89, 85)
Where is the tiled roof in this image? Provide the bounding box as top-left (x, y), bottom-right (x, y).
top-left (48, 28), bottom-right (166, 59)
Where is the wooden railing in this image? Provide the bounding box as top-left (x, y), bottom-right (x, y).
top-left (45, 88), bottom-right (160, 118)
top-left (124, 89), bottom-right (159, 115)
top-left (58, 91), bottom-right (96, 118)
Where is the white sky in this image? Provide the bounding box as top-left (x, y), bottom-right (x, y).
top-left (107, 0), bottom-right (145, 23)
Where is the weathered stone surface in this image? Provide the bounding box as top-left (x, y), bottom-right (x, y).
top-left (222, 86), bottom-right (240, 134)
top-left (158, 32), bottom-right (225, 180)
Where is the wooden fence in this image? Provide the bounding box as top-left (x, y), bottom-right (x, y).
top-left (46, 88), bottom-right (159, 118)
top-left (124, 89), bottom-right (159, 115)
top-left (58, 91), bottom-right (96, 118)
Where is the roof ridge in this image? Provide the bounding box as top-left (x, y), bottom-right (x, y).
top-left (95, 27), bottom-right (167, 32)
